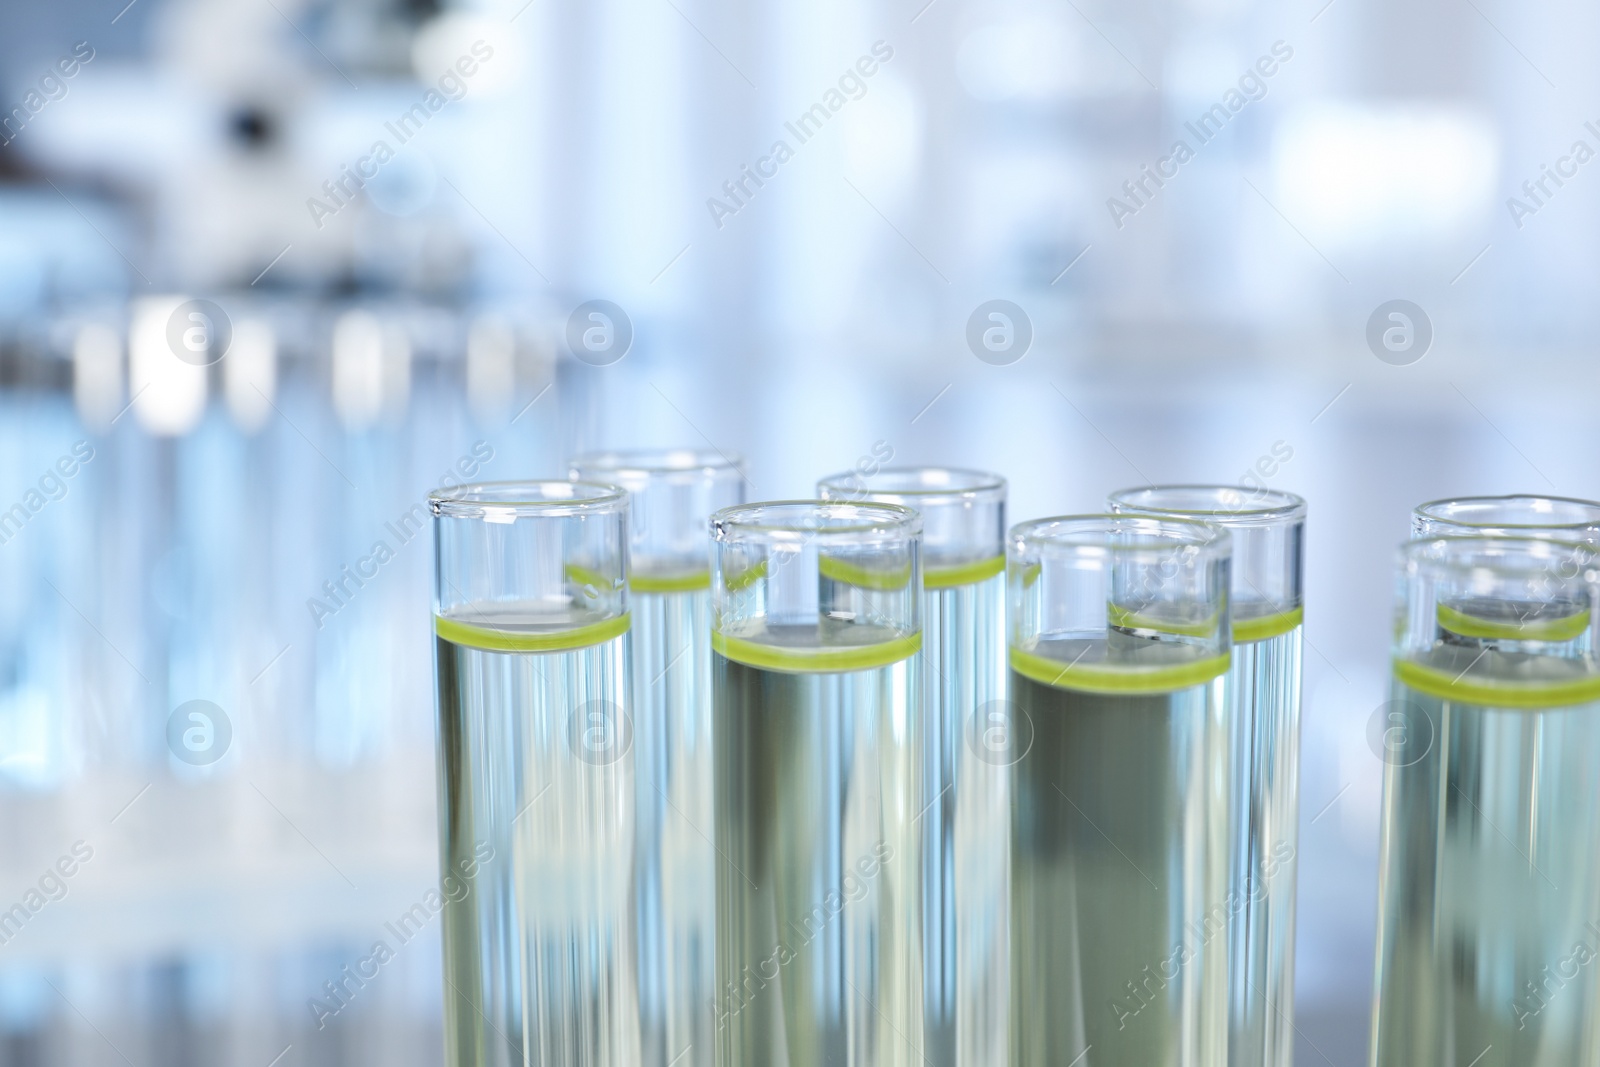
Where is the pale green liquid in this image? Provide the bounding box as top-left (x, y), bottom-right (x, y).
top-left (435, 630), bottom-right (635, 1067)
top-left (1371, 654), bottom-right (1600, 1067)
top-left (632, 587), bottom-right (716, 1067)
top-left (921, 574), bottom-right (1008, 1067)
top-left (1010, 645), bottom-right (1230, 1067)
top-left (1228, 626), bottom-right (1302, 1067)
top-left (712, 640), bottom-right (924, 1067)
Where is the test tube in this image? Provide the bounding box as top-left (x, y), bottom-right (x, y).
top-left (1371, 536), bottom-right (1600, 1065)
top-left (816, 468), bottom-right (1007, 1067)
top-left (1007, 515), bottom-right (1232, 1067)
top-left (569, 450), bottom-right (746, 1067)
top-left (1413, 493), bottom-right (1600, 542)
top-left (431, 480), bottom-right (634, 1067)
top-left (709, 501), bottom-right (924, 1066)
top-left (1109, 486), bottom-right (1305, 1067)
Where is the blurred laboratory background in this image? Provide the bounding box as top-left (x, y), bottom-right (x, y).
top-left (0, 0), bottom-right (1593, 1063)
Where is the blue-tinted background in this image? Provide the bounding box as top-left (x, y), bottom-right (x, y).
top-left (0, 0), bottom-right (1593, 1063)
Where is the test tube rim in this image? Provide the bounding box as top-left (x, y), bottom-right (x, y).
top-left (711, 499), bottom-right (922, 543)
top-left (569, 447), bottom-right (745, 482)
top-left (1413, 493), bottom-right (1600, 535)
top-left (816, 465), bottom-right (1007, 505)
top-left (1398, 533), bottom-right (1600, 579)
top-left (1108, 484), bottom-right (1305, 527)
top-left (1010, 512), bottom-right (1231, 561)
top-left (429, 478), bottom-right (628, 518)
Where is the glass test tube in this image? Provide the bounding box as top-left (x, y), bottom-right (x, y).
top-left (1110, 487), bottom-right (1306, 1067)
top-left (816, 468), bottom-right (1008, 1067)
top-left (1007, 515), bottom-right (1233, 1067)
top-left (431, 481), bottom-right (634, 1067)
top-left (709, 501), bottom-right (925, 1066)
top-left (1413, 493), bottom-right (1600, 543)
top-left (1371, 536), bottom-right (1600, 1067)
top-left (569, 450), bottom-right (746, 1067)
